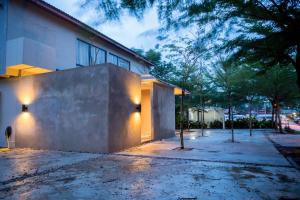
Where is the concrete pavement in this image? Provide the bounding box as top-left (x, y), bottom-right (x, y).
top-left (119, 129), bottom-right (291, 167)
top-left (0, 129), bottom-right (299, 200)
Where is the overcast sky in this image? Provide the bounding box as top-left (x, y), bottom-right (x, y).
top-left (45, 0), bottom-right (160, 51)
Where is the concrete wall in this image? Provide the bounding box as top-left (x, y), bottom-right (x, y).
top-left (5, 0), bottom-right (150, 74)
top-left (108, 66), bottom-right (141, 152)
top-left (0, 64), bottom-right (141, 152)
top-left (152, 83), bottom-right (175, 140)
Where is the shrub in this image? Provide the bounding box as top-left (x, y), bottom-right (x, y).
top-left (225, 118), bottom-right (273, 129)
top-left (258, 119), bottom-right (273, 128)
top-left (210, 120), bottom-right (223, 129)
top-left (189, 121), bottom-right (207, 129)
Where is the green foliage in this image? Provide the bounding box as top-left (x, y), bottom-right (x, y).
top-left (210, 120), bottom-right (223, 129)
top-left (256, 65), bottom-right (299, 106)
top-left (225, 118), bottom-right (273, 129)
top-left (84, 0), bottom-right (300, 89)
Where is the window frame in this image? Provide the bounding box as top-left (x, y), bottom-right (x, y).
top-left (90, 44), bottom-right (107, 65)
top-left (76, 39), bottom-right (107, 67)
top-left (108, 53), bottom-right (131, 71)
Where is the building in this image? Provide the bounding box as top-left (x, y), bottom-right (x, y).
top-left (189, 107), bottom-right (225, 128)
top-left (0, 0), bottom-right (183, 152)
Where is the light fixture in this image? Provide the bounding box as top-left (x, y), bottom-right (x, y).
top-left (22, 104), bottom-right (28, 112)
top-left (136, 104), bottom-right (141, 112)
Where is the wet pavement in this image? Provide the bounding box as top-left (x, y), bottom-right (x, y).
top-left (120, 129), bottom-right (290, 167)
top-left (0, 129), bottom-right (300, 200)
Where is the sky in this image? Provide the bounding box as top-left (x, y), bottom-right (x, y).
top-left (45, 0), bottom-right (160, 51)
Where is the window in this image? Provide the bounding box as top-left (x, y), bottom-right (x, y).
top-left (109, 53), bottom-right (118, 66)
top-left (76, 40), bottom-right (89, 66)
top-left (90, 46), bottom-right (106, 65)
top-left (118, 57), bottom-right (130, 69)
top-left (108, 53), bottom-right (130, 70)
top-left (76, 39), bottom-right (106, 66)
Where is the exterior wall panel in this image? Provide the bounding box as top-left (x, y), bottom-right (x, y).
top-left (0, 64), bottom-right (142, 152)
top-left (152, 83), bottom-right (175, 140)
top-left (5, 0), bottom-right (150, 74)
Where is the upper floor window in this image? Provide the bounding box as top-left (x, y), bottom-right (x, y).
top-left (90, 45), bottom-right (106, 65)
top-left (118, 57), bottom-right (130, 69)
top-left (77, 40), bottom-right (89, 66)
top-left (76, 39), bottom-right (106, 66)
top-left (108, 53), bottom-right (118, 66)
top-left (108, 53), bottom-right (130, 70)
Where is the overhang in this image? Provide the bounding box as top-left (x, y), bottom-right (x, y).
top-left (141, 74), bottom-right (189, 95)
top-left (2, 64), bottom-right (52, 77)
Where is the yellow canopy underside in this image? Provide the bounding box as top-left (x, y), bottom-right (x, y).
top-left (141, 75), bottom-right (188, 96)
top-left (4, 64), bottom-right (52, 77)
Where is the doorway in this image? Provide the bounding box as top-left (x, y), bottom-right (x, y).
top-left (141, 89), bottom-right (152, 143)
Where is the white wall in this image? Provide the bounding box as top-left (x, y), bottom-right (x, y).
top-left (189, 108), bottom-right (224, 125)
top-left (5, 0), bottom-right (150, 74)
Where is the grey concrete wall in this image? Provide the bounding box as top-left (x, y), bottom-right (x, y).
top-left (152, 83), bottom-right (175, 140)
top-left (5, 0), bottom-right (149, 74)
top-left (0, 64), bottom-right (142, 152)
top-left (0, 79), bottom-right (19, 147)
top-left (108, 66), bottom-right (141, 152)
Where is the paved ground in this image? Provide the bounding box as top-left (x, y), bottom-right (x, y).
top-left (269, 133), bottom-right (300, 147)
top-left (120, 129), bottom-right (290, 167)
top-left (0, 129), bottom-right (299, 200)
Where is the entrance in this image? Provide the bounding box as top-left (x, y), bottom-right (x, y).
top-left (141, 89), bottom-right (152, 143)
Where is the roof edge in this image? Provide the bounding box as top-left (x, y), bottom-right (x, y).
top-left (29, 0), bottom-right (154, 67)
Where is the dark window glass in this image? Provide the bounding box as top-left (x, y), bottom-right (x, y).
top-left (108, 53), bottom-right (130, 70)
top-left (108, 53), bottom-right (118, 66)
top-left (76, 40), bottom-right (89, 66)
top-left (90, 46), bottom-right (106, 65)
top-left (118, 57), bottom-right (130, 69)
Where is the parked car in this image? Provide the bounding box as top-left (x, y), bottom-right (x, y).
top-left (256, 114), bottom-right (272, 121)
top-left (294, 117), bottom-right (300, 124)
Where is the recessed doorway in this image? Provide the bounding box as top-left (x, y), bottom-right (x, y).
top-left (141, 89), bottom-right (152, 143)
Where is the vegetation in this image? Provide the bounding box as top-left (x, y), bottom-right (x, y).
top-left (84, 0), bottom-right (300, 90)
top-left (84, 0), bottom-right (300, 145)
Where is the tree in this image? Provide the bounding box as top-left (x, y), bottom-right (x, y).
top-left (256, 64), bottom-right (299, 132)
top-left (132, 48), bottom-right (176, 82)
top-left (164, 38), bottom-right (201, 148)
top-left (83, 0), bottom-right (300, 90)
top-left (235, 65), bottom-right (259, 136)
top-left (190, 65), bottom-right (212, 136)
top-left (210, 59), bottom-right (241, 142)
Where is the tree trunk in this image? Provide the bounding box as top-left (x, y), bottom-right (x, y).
top-left (228, 100), bottom-right (234, 143)
top-left (201, 96), bottom-right (204, 136)
top-left (271, 104), bottom-right (275, 129)
top-left (187, 110), bottom-right (190, 131)
top-left (249, 101), bottom-right (252, 136)
top-left (231, 107), bottom-right (234, 142)
top-left (274, 104), bottom-right (278, 131)
top-left (180, 91), bottom-right (185, 149)
top-left (277, 104), bottom-right (283, 133)
top-left (295, 44), bottom-right (300, 90)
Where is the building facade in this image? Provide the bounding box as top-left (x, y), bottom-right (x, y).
top-left (0, 0), bottom-right (181, 152)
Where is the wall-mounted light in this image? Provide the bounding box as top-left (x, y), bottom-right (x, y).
top-left (136, 104), bottom-right (141, 112)
top-left (22, 104), bottom-right (28, 112)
